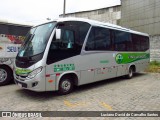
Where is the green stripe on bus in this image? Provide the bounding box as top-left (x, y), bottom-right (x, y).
top-left (15, 68), bottom-right (32, 75)
top-left (115, 53), bottom-right (150, 64)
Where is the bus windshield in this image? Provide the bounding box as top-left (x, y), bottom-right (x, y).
top-left (18, 22), bottom-right (56, 57)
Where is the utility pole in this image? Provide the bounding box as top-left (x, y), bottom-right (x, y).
top-left (63, 0), bottom-right (66, 17)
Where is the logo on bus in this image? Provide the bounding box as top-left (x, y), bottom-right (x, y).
top-left (115, 54), bottom-right (123, 64)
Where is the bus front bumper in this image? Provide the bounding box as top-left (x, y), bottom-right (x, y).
top-left (14, 73), bottom-right (47, 92)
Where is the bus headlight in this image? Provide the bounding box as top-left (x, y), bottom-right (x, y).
top-left (27, 67), bottom-right (43, 79)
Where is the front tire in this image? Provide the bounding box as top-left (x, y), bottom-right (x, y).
top-left (0, 66), bottom-right (12, 86)
top-left (58, 76), bottom-right (73, 95)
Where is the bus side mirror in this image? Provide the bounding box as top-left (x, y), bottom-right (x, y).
top-left (56, 29), bottom-right (61, 39)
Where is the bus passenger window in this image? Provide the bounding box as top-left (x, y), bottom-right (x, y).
top-left (114, 31), bottom-right (130, 51)
top-left (85, 27), bottom-right (111, 51)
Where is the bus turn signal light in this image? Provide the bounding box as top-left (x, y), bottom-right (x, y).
top-left (48, 80), bottom-right (53, 83)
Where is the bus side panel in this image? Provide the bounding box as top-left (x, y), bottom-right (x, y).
top-left (45, 57), bottom-right (76, 91)
top-left (135, 59), bottom-right (150, 72)
top-left (116, 64), bottom-right (128, 77)
top-left (73, 52), bottom-right (118, 85)
top-left (0, 43), bottom-right (21, 58)
top-left (0, 43), bottom-right (20, 71)
top-left (45, 51), bottom-right (150, 90)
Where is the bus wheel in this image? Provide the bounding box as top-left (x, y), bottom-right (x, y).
top-left (126, 67), bottom-right (134, 79)
top-left (58, 76), bottom-right (73, 95)
top-left (0, 66), bottom-right (12, 86)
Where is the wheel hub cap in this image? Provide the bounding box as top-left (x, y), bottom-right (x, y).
top-left (62, 80), bottom-right (71, 91)
top-left (0, 69), bottom-right (7, 82)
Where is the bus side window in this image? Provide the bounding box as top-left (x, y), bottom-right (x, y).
top-left (114, 30), bottom-right (128, 51)
top-left (85, 27), bottom-right (111, 51)
top-left (126, 33), bottom-right (133, 51)
top-left (131, 34), bottom-right (149, 51)
top-left (132, 34), bottom-right (141, 51)
top-left (85, 29), bottom-right (95, 50)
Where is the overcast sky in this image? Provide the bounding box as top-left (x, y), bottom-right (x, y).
top-left (0, 0), bottom-right (120, 24)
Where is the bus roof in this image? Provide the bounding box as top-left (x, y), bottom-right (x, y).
top-left (38, 17), bottom-right (149, 37)
top-left (0, 19), bottom-right (33, 27)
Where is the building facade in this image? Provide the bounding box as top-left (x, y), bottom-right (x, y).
top-left (60, 5), bottom-right (121, 25)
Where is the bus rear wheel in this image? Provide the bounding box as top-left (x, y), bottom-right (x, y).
top-left (0, 66), bottom-right (12, 86)
top-left (126, 67), bottom-right (134, 79)
top-left (58, 76), bottom-right (73, 95)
